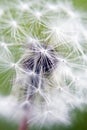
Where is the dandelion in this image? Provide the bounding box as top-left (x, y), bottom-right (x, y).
top-left (0, 0), bottom-right (87, 130)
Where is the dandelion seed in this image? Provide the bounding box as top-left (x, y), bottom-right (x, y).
top-left (0, 42), bottom-right (7, 49)
top-left (22, 42), bottom-right (58, 74)
top-left (34, 11), bottom-right (42, 20)
top-left (0, 8), bottom-right (4, 17)
top-left (10, 20), bottom-right (18, 28)
top-left (19, 2), bottom-right (29, 11)
top-left (46, 3), bottom-right (58, 11)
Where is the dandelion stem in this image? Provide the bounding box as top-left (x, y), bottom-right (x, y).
top-left (19, 115), bottom-right (28, 130)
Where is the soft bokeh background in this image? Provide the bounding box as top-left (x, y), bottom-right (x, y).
top-left (0, 0), bottom-right (87, 130)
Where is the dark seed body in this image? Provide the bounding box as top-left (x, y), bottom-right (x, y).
top-left (23, 51), bottom-right (58, 74)
top-left (22, 43), bottom-right (58, 99)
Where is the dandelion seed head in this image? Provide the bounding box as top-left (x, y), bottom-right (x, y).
top-left (10, 62), bottom-right (18, 68)
top-left (47, 3), bottom-right (58, 11)
top-left (0, 42), bottom-right (7, 48)
top-left (0, 0), bottom-right (87, 128)
top-left (26, 37), bottom-right (38, 44)
top-left (19, 2), bottom-right (29, 11)
top-left (40, 48), bottom-right (48, 55)
top-left (10, 20), bottom-right (18, 28)
top-left (0, 8), bottom-right (4, 17)
top-left (34, 11), bottom-right (42, 20)
top-left (22, 42), bottom-right (58, 75)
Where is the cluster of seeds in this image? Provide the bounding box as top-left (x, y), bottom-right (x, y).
top-left (0, 0), bottom-right (87, 127)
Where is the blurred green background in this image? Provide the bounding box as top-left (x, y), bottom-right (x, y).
top-left (0, 0), bottom-right (87, 130)
top-left (1, 108), bottom-right (87, 130)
